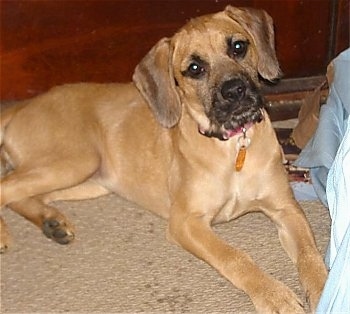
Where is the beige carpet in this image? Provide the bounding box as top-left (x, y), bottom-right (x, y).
top-left (0, 195), bottom-right (330, 313)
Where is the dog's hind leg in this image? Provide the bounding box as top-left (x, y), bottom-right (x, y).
top-left (8, 197), bottom-right (76, 245)
top-left (4, 179), bottom-right (109, 247)
top-left (0, 155), bottom-right (100, 207)
top-left (0, 155), bottom-right (100, 246)
top-left (41, 179), bottom-right (111, 203)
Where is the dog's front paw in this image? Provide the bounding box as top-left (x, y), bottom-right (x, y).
top-left (42, 219), bottom-right (74, 245)
top-left (250, 279), bottom-right (304, 314)
top-left (306, 279), bottom-right (327, 312)
top-left (302, 260), bottom-right (327, 312)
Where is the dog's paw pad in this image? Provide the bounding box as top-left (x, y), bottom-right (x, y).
top-left (42, 219), bottom-right (74, 245)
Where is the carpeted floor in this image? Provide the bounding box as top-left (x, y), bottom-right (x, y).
top-left (0, 195), bottom-right (330, 313)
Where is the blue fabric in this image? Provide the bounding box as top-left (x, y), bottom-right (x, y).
top-left (296, 49), bottom-right (350, 313)
top-left (317, 116), bottom-right (350, 313)
top-left (295, 49), bottom-right (350, 207)
top-left (290, 181), bottom-right (318, 201)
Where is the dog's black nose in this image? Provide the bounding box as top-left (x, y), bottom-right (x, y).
top-left (221, 79), bottom-right (246, 101)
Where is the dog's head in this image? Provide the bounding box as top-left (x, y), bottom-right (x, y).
top-left (133, 6), bottom-right (281, 140)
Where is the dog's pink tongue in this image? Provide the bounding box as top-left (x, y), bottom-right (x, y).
top-left (224, 123), bottom-right (253, 140)
top-left (198, 126), bottom-right (205, 135)
top-left (223, 128), bottom-right (243, 139)
top-left (198, 123), bottom-right (253, 140)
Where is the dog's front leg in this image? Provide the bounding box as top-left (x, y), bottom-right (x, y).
top-left (264, 202), bottom-right (327, 312)
top-left (167, 208), bottom-right (304, 313)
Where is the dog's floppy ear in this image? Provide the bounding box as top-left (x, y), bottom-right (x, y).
top-left (133, 38), bottom-right (182, 128)
top-left (224, 6), bottom-right (282, 81)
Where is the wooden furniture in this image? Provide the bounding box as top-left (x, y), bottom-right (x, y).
top-left (1, 0), bottom-right (348, 106)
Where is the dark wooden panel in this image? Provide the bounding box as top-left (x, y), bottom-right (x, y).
top-left (0, 0), bottom-right (336, 100)
top-left (335, 0), bottom-right (350, 54)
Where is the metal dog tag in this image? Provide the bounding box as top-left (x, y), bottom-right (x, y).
top-left (235, 128), bottom-right (251, 171)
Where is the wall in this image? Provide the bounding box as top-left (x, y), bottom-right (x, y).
top-left (1, 0), bottom-right (348, 100)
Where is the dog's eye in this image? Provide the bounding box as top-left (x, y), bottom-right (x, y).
top-left (182, 55), bottom-right (208, 79)
top-left (232, 41), bottom-right (247, 56)
top-left (227, 39), bottom-right (249, 59)
top-left (187, 62), bottom-right (205, 77)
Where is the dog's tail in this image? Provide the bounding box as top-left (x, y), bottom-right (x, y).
top-left (0, 102), bottom-right (27, 176)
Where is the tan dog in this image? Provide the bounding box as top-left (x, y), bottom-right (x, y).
top-left (0, 6), bottom-right (326, 313)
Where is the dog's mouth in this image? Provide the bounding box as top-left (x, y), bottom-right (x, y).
top-left (198, 122), bottom-right (255, 140)
top-left (199, 76), bottom-right (264, 141)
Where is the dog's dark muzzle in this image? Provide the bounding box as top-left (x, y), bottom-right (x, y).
top-left (208, 76), bottom-right (264, 136)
